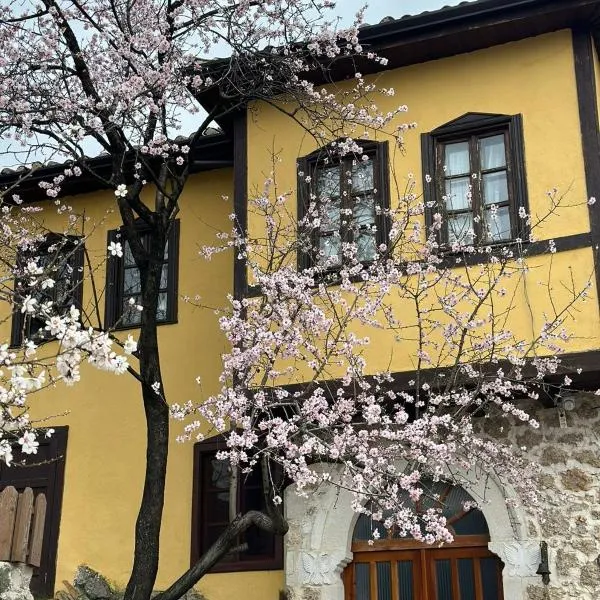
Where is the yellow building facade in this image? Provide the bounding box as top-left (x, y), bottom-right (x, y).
top-left (2, 2), bottom-right (600, 600)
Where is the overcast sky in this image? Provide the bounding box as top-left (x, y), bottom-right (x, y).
top-left (338, 0), bottom-right (465, 23)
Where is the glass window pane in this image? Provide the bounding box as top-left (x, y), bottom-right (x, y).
top-left (317, 166), bottom-right (341, 199)
top-left (157, 292), bottom-right (168, 321)
top-left (352, 160), bottom-right (374, 192)
top-left (357, 232), bottom-right (377, 262)
top-left (435, 559), bottom-right (452, 600)
top-left (397, 561), bottom-right (414, 600)
top-left (377, 562), bottom-right (392, 600)
top-left (480, 558), bottom-right (501, 600)
top-left (483, 206), bottom-right (512, 242)
top-left (122, 297), bottom-right (142, 325)
top-left (444, 142), bottom-right (470, 176)
top-left (318, 234), bottom-right (341, 267)
top-left (124, 267), bottom-right (141, 295)
top-left (447, 213), bottom-right (473, 245)
top-left (458, 558), bottom-right (476, 600)
top-left (445, 177), bottom-right (472, 211)
top-left (354, 195), bottom-right (376, 227)
top-left (320, 199), bottom-right (341, 232)
top-left (160, 264), bottom-right (169, 289)
top-left (480, 135), bottom-right (506, 170)
top-left (453, 509), bottom-right (489, 535)
top-left (483, 171), bottom-right (509, 205)
top-left (124, 241), bottom-right (135, 266)
top-left (355, 563), bottom-right (370, 600)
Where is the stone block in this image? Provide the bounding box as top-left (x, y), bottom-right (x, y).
top-left (0, 562), bottom-right (34, 600)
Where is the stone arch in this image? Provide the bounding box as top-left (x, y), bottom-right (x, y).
top-left (283, 465), bottom-right (542, 600)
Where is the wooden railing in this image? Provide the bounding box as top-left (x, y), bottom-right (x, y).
top-left (0, 486), bottom-right (46, 566)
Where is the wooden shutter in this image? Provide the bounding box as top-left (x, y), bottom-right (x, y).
top-left (0, 427), bottom-right (68, 597)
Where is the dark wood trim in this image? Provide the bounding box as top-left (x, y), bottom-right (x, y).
top-left (352, 534), bottom-right (491, 553)
top-left (104, 221), bottom-right (180, 330)
top-left (190, 437), bottom-right (284, 573)
top-left (573, 28), bottom-right (600, 315)
top-left (233, 112), bottom-right (248, 300)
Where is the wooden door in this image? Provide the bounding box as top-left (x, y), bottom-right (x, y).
top-left (344, 545), bottom-right (503, 600)
top-left (0, 427), bottom-right (68, 598)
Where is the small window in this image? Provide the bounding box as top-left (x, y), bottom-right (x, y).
top-left (104, 221), bottom-right (179, 329)
top-left (422, 113), bottom-right (528, 248)
top-left (297, 141), bottom-right (390, 270)
top-left (11, 236), bottom-right (84, 346)
top-left (191, 437), bottom-right (283, 572)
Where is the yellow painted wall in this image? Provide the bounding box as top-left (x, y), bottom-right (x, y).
top-left (246, 29), bottom-right (600, 379)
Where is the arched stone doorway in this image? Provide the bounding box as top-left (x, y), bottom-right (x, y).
top-left (284, 465), bottom-right (543, 600)
top-left (343, 481), bottom-right (503, 599)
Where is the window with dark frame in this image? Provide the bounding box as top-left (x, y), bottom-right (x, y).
top-left (104, 221), bottom-right (179, 329)
top-left (297, 141), bottom-right (390, 271)
top-left (11, 236), bottom-right (84, 347)
top-left (422, 113), bottom-right (528, 248)
top-left (191, 438), bottom-right (283, 572)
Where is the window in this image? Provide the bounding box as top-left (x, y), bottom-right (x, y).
top-left (343, 481), bottom-right (504, 600)
top-left (422, 113), bottom-right (528, 247)
top-left (191, 437), bottom-right (283, 572)
top-left (11, 236), bottom-right (84, 346)
top-left (297, 141), bottom-right (390, 270)
top-left (104, 221), bottom-right (179, 329)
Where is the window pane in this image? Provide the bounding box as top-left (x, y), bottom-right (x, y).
top-left (445, 177), bottom-right (471, 211)
top-left (352, 160), bottom-right (374, 192)
top-left (480, 134), bottom-right (506, 170)
top-left (355, 563), bottom-right (370, 600)
top-left (377, 562), bottom-right (392, 600)
top-left (318, 234), bottom-right (341, 267)
top-left (483, 171), bottom-right (509, 205)
top-left (157, 292), bottom-right (168, 321)
top-left (397, 561), bottom-right (414, 600)
top-left (317, 166), bottom-right (341, 199)
top-left (483, 206), bottom-right (512, 242)
top-left (160, 264), bottom-right (169, 289)
top-left (124, 241), bottom-right (135, 267)
top-left (480, 558), bottom-right (501, 600)
top-left (458, 558), bottom-right (476, 600)
top-left (124, 267), bottom-right (141, 294)
top-left (447, 213), bottom-right (473, 245)
top-left (206, 491), bottom-right (229, 522)
top-left (435, 559), bottom-right (452, 600)
top-left (354, 195), bottom-right (376, 227)
top-left (122, 298), bottom-right (142, 325)
top-left (444, 142), bottom-right (470, 176)
top-left (320, 199), bottom-right (341, 232)
top-left (357, 232), bottom-right (377, 262)
top-left (453, 509), bottom-right (489, 535)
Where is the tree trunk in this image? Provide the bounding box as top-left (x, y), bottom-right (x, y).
top-left (123, 227), bottom-right (169, 600)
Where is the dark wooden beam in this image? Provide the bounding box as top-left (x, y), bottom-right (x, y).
top-left (233, 112), bottom-right (248, 300)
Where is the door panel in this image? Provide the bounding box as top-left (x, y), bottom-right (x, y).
top-left (345, 545), bottom-right (503, 600)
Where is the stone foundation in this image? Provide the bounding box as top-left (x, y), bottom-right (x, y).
top-left (0, 562), bottom-right (34, 600)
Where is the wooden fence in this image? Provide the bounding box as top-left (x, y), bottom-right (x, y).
top-left (0, 486), bottom-right (46, 567)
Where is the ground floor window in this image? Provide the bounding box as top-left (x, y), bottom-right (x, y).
top-left (343, 482), bottom-right (504, 600)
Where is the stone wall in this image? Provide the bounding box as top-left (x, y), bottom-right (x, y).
top-left (0, 562), bottom-right (34, 600)
top-left (484, 393), bottom-right (600, 599)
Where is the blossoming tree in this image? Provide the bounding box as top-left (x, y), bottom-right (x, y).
top-left (0, 1), bottom-right (592, 599)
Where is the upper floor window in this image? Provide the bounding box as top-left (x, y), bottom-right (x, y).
top-left (11, 236), bottom-right (84, 346)
top-left (422, 113), bottom-right (528, 248)
top-left (104, 221), bottom-right (179, 329)
top-left (191, 437), bottom-right (283, 572)
top-left (297, 141), bottom-right (390, 271)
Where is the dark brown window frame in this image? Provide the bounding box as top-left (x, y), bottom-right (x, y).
top-left (422, 113), bottom-right (529, 248)
top-left (191, 437), bottom-right (283, 573)
top-left (11, 235), bottom-right (85, 347)
top-left (104, 220), bottom-right (180, 330)
top-left (297, 140), bottom-right (391, 272)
